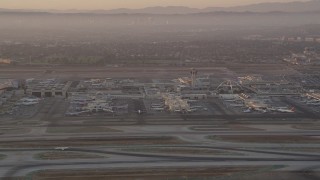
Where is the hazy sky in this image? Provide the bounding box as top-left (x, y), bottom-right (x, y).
top-left (0, 0), bottom-right (309, 10)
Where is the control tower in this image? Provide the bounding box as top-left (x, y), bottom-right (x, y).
top-left (190, 68), bottom-right (198, 88)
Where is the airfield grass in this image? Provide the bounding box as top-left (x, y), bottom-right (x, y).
top-left (34, 151), bottom-right (106, 160)
top-left (46, 126), bottom-right (121, 134)
top-left (0, 128), bottom-right (31, 135)
top-left (0, 136), bottom-right (186, 148)
top-left (121, 147), bottom-right (241, 156)
top-left (0, 154), bottom-right (6, 160)
top-left (209, 135), bottom-right (320, 144)
top-left (29, 166), bottom-right (270, 180)
top-left (292, 124), bottom-right (320, 130)
top-left (259, 147), bottom-right (320, 153)
top-left (190, 125), bottom-right (262, 131)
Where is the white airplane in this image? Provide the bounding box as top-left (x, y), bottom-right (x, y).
top-left (258, 109), bottom-right (268, 113)
top-left (20, 97), bottom-right (40, 102)
top-left (65, 112), bottom-right (80, 116)
top-left (16, 97), bottom-right (40, 106)
top-left (187, 108), bottom-right (197, 113)
top-left (190, 106), bottom-right (203, 109)
top-left (153, 108), bottom-right (165, 111)
top-left (114, 104), bottom-right (129, 110)
top-left (137, 110), bottom-right (146, 115)
top-left (65, 110), bottom-right (90, 116)
top-left (151, 103), bottom-right (164, 107)
top-left (246, 104), bottom-right (268, 113)
top-left (249, 107), bottom-right (268, 113)
top-left (54, 147), bottom-right (69, 151)
top-left (20, 101), bottom-right (39, 106)
top-left (274, 107), bottom-right (295, 113)
top-left (103, 108), bottom-right (114, 113)
top-left (306, 100), bottom-right (320, 104)
top-left (243, 109), bottom-right (252, 113)
top-left (151, 106), bottom-right (164, 109)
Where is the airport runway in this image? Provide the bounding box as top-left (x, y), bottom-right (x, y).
top-left (1, 144), bottom-right (320, 179)
top-left (0, 122), bottom-right (320, 179)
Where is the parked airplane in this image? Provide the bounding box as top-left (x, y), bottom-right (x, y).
top-left (152, 107), bottom-right (165, 112)
top-left (151, 104), bottom-right (164, 108)
top-left (247, 107), bottom-right (267, 113)
top-left (306, 100), bottom-right (320, 104)
top-left (190, 106), bottom-right (203, 109)
top-left (256, 108), bottom-right (268, 113)
top-left (103, 108), bottom-right (114, 113)
top-left (16, 97), bottom-right (40, 106)
top-left (65, 110), bottom-right (90, 116)
top-left (187, 108), bottom-right (197, 113)
top-left (20, 101), bottom-right (39, 106)
top-left (20, 97), bottom-right (40, 102)
top-left (272, 107), bottom-right (295, 113)
top-left (136, 109), bottom-right (146, 115)
top-left (114, 104), bottom-right (129, 110)
top-left (54, 147), bottom-right (69, 151)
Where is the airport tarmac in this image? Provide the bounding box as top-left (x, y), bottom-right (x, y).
top-left (0, 116), bottom-right (320, 179)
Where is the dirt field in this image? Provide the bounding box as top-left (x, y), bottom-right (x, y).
top-left (29, 166), bottom-right (267, 180)
top-left (34, 151), bottom-right (106, 160)
top-left (209, 135), bottom-right (320, 143)
top-left (0, 136), bottom-right (186, 148)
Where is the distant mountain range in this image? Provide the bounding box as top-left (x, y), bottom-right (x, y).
top-left (0, 0), bottom-right (320, 14)
top-left (204, 0), bottom-right (320, 13)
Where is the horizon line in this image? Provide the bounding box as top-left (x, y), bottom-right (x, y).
top-left (0, 0), bottom-right (313, 11)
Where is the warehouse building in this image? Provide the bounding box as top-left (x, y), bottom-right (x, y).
top-left (26, 80), bottom-right (72, 98)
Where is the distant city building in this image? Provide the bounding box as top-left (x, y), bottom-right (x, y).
top-left (288, 37), bottom-right (296, 42)
top-left (305, 37), bottom-right (315, 42)
top-left (0, 59), bottom-right (12, 64)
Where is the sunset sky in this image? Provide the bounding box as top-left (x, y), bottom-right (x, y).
top-left (0, 0), bottom-right (309, 10)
